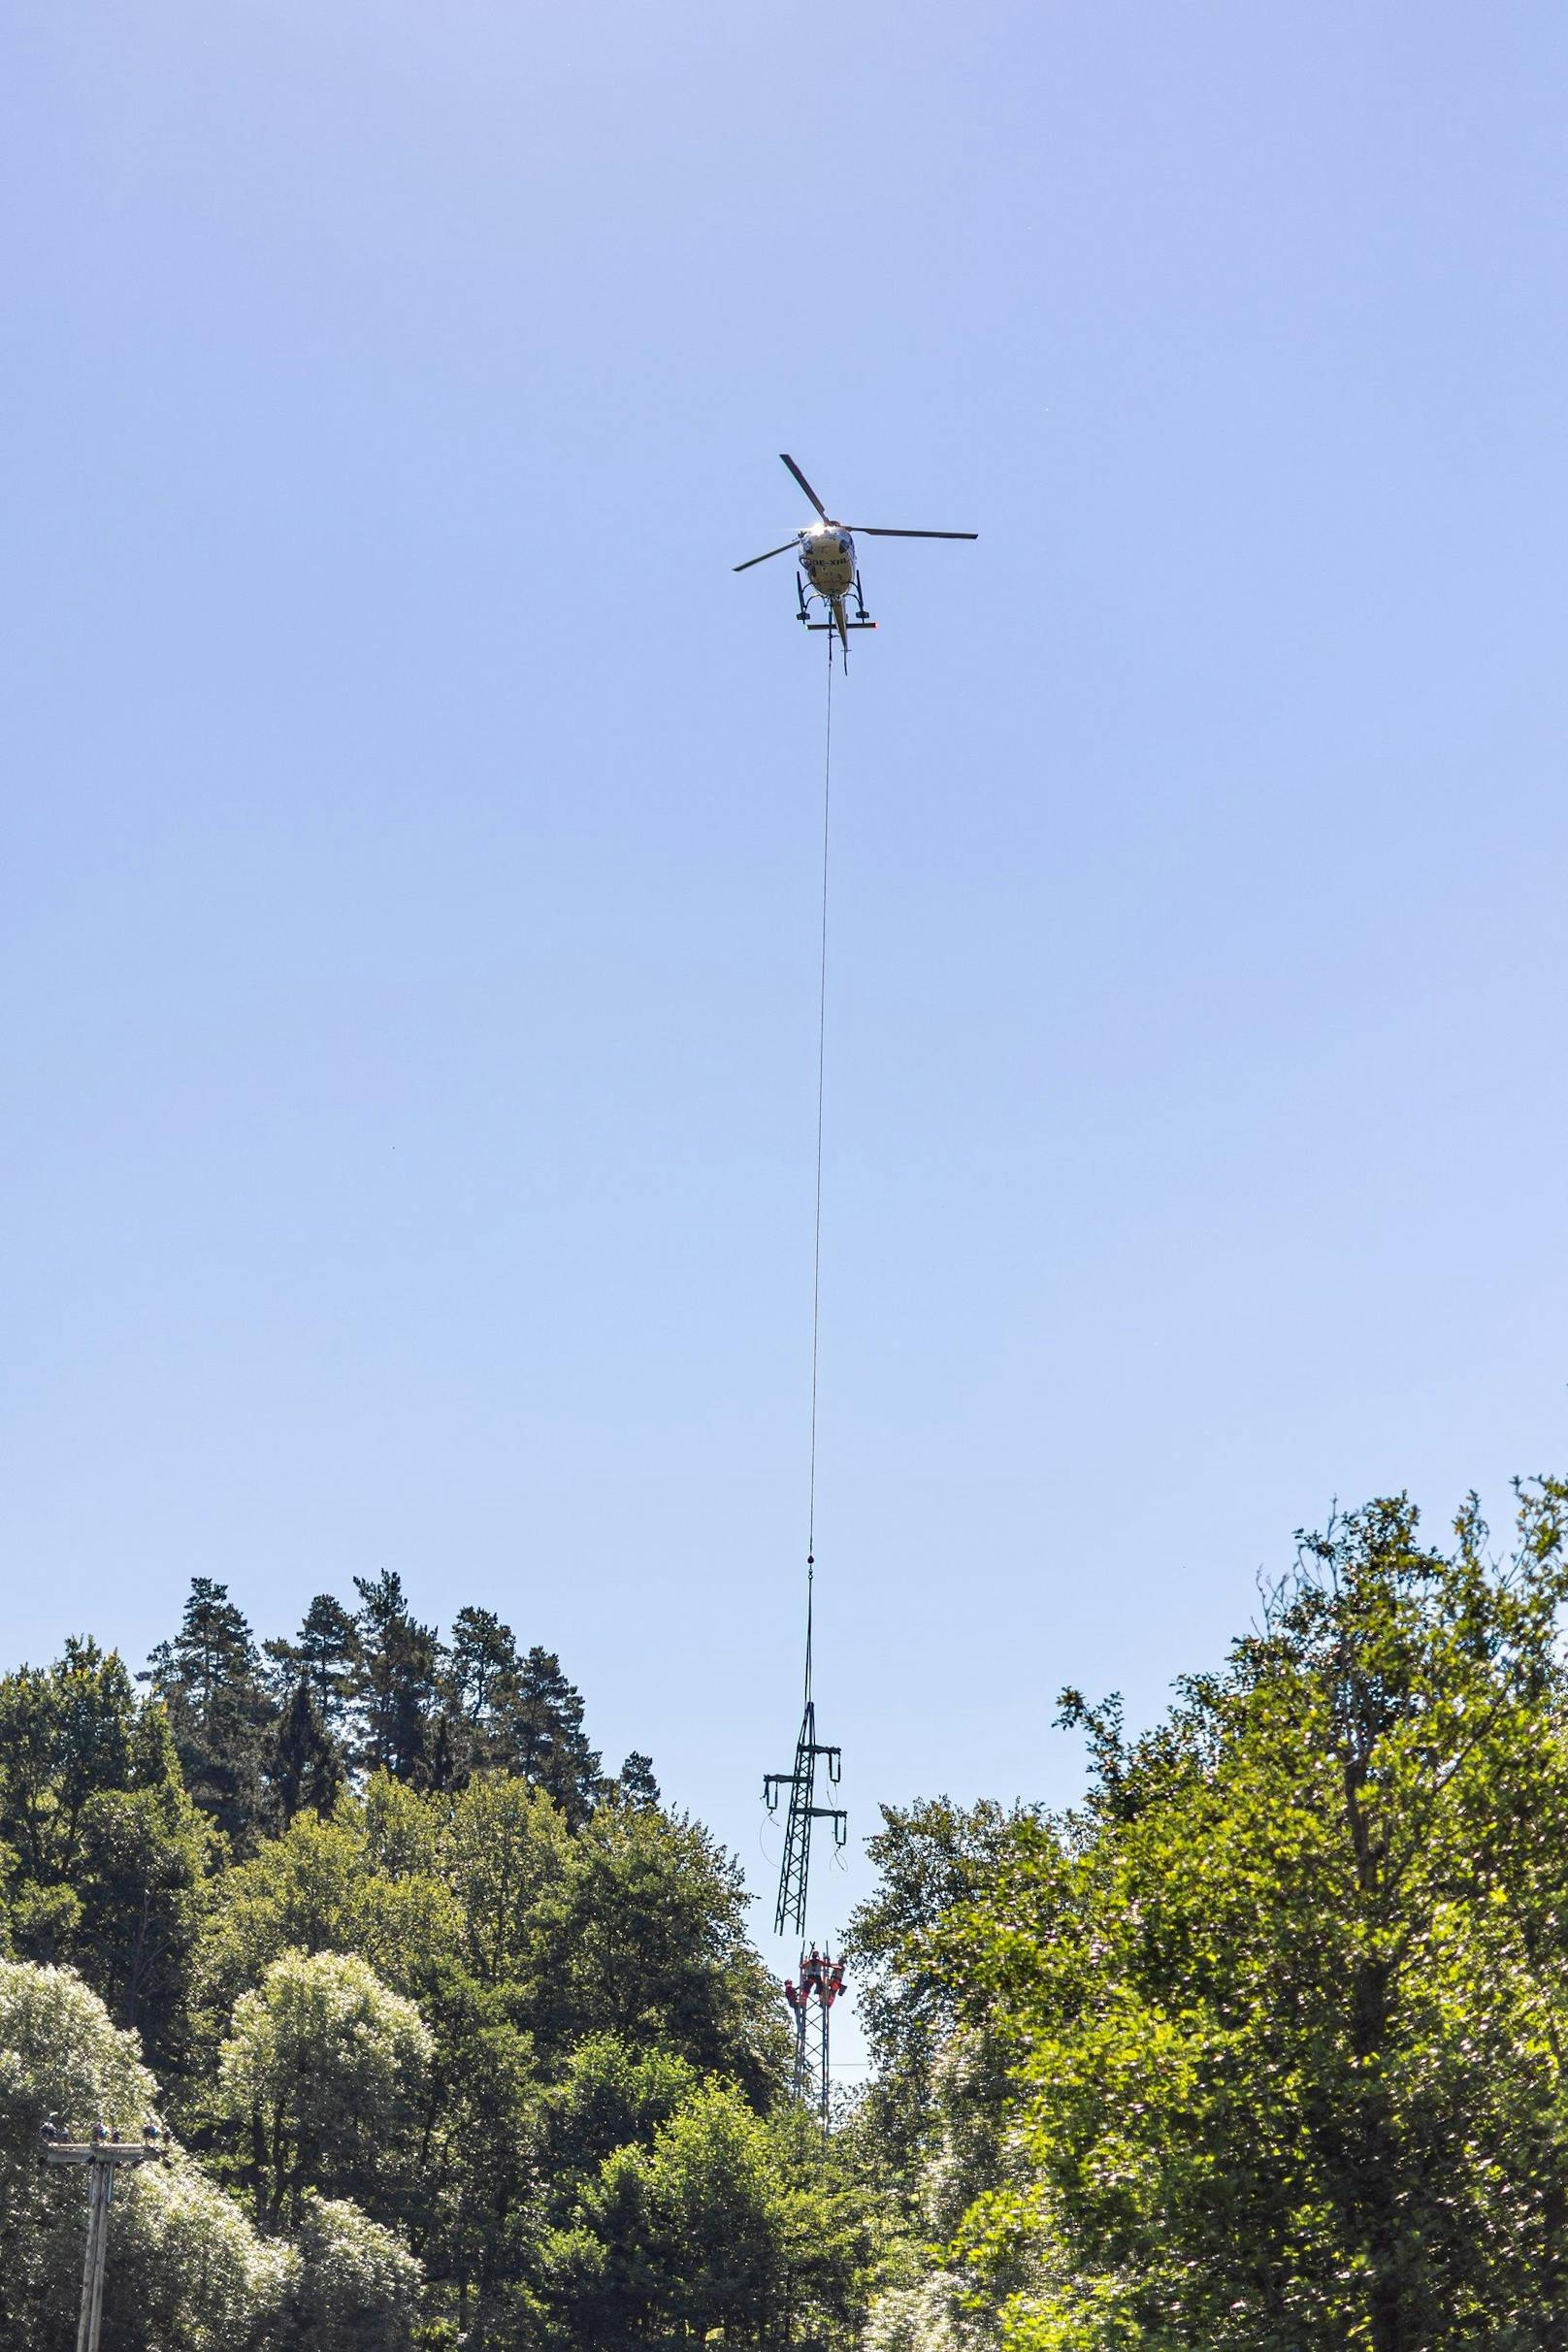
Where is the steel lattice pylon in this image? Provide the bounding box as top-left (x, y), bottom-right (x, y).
top-left (763, 1696), bottom-right (845, 1939)
top-left (784, 1945), bottom-right (844, 2137)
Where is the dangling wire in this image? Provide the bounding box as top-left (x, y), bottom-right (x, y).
top-left (804, 620), bottom-right (833, 1691)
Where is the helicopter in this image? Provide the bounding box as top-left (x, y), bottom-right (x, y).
top-left (735, 454), bottom-right (977, 666)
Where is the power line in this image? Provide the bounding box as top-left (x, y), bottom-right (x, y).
top-left (762, 628), bottom-right (848, 2137)
top-left (806, 631), bottom-right (833, 1584)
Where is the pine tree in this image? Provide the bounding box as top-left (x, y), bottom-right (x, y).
top-left (422, 1706), bottom-right (463, 1795)
top-left (440, 1606), bottom-right (521, 1780)
top-left (271, 1678), bottom-right (344, 1825)
top-left (500, 1647), bottom-right (602, 1826)
top-left (265, 1593), bottom-right (360, 1732)
top-left (143, 1578), bottom-right (276, 1849)
top-left (617, 1751), bottom-right (661, 1808)
top-left (351, 1571), bottom-right (440, 1783)
top-left (446, 1606), bottom-right (518, 1723)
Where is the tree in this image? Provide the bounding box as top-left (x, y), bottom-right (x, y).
top-left (0, 1586), bottom-right (820, 2350)
top-left (500, 1647), bottom-right (601, 1826)
top-left (216, 1948), bottom-right (433, 2230)
top-left (543, 2081), bottom-right (869, 2347)
top-left (0, 1649), bottom-right (209, 2061)
top-left (196, 1796), bottom-right (462, 2025)
top-left (439, 1606), bottom-right (520, 1782)
top-left (281, 2196), bottom-right (421, 2352)
top-left (266, 1593), bottom-right (361, 1734)
top-left (106, 2155), bottom-right (296, 2352)
top-left (352, 1574), bottom-right (441, 1785)
top-left (903, 1483), bottom-right (1568, 2352)
top-left (0, 1958), bottom-right (291, 2352)
top-left (72, 1774), bottom-right (211, 2069)
top-left (265, 1595), bottom-right (358, 1814)
top-left (399, 1960), bottom-right (542, 2344)
top-left (615, 1752), bottom-right (661, 1809)
top-left (845, 1796), bottom-right (1023, 2203)
top-left (272, 1677), bottom-right (345, 1826)
top-left (0, 1641), bottom-right (140, 1884)
top-left (541, 2033), bottom-right (698, 2210)
top-left (532, 1802), bottom-right (787, 2094)
top-left (144, 1579), bottom-right (277, 1851)
top-left (440, 1773), bottom-right (572, 1988)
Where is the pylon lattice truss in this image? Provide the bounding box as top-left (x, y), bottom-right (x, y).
top-left (784, 1943), bottom-right (845, 2130)
top-left (763, 1654), bottom-right (847, 2132)
top-left (763, 1688), bottom-right (845, 1941)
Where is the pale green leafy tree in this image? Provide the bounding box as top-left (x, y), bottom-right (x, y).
top-left (217, 1948), bottom-right (433, 2230)
top-left (0, 1958), bottom-right (288, 2351)
top-left (282, 2195), bottom-right (421, 2352)
top-left (198, 1800), bottom-right (461, 2022)
top-left (439, 1772), bottom-right (573, 1986)
top-left (111, 2159), bottom-right (297, 2352)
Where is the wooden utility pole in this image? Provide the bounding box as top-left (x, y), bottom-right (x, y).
top-left (41, 2120), bottom-right (167, 2352)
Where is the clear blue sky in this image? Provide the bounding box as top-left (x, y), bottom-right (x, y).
top-left (5, 5), bottom-right (1568, 2057)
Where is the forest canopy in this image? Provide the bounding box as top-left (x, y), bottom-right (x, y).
top-left (8, 1486), bottom-right (1568, 2351)
top-left (0, 1576), bottom-right (869, 2350)
top-left (851, 1480), bottom-right (1568, 2352)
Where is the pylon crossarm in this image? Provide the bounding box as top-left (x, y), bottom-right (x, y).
top-left (42, 2126), bottom-right (167, 2352)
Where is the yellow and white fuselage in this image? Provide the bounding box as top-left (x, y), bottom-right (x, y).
top-left (799, 524), bottom-right (857, 602)
top-left (797, 524), bottom-right (866, 658)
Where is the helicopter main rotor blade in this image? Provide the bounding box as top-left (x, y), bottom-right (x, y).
top-left (842, 526), bottom-right (979, 539)
top-left (734, 539), bottom-right (801, 572)
top-left (779, 454), bottom-right (830, 520)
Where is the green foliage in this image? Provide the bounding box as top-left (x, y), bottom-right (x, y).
top-left (26, 1485), bottom-right (1568, 2350)
top-left (108, 2157), bottom-right (296, 2352)
top-left (531, 1800), bottom-right (786, 2092)
top-left (542, 2079), bottom-right (872, 2347)
top-left (615, 1750), bottom-right (662, 1808)
top-left (441, 1771), bottom-right (573, 1986)
top-left (0, 1574), bottom-right (857, 2347)
top-left (847, 1795), bottom-right (1025, 2205)
top-left (271, 1678), bottom-right (345, 1827)
top-left (541, 2032), bottom-right (700, 2202)
top-left (195, 1796), bottom-right (462, 2023)
top-left (0, 1646), bottom-right (211, 2065)
top-left (441, 1605), bottom-right (521, 1780)
top-left (265, 1595), bottom-right (360, 1734)
top-left (399, 1960), bottom-right (541, 2334)
top-left (505, 1645), bottom-right (603, 1825)
top-left (181, 1767), bottom-right (800, 2337)
top-left (872, 1483), bottom-right (1568, 2352)
top-left (71, 1775), bottom-right (212, 2066)
top-left (217, 1949), bottom-right (434, 2229)
top-left (352, 1574), bottom-right (442, 1786)
top-left (145, 1580), bottom-right (277, 1852)
top-left (0, 1958), bottom-right (292, 2352)
top-left (281, 2196), bottom-right (421, 2351)
top-left (0, 1640), bottom-right (143, 1881)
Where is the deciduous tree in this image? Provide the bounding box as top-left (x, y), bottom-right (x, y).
top-left (893, 1484), bottom-right (1568, 2352)
top-left (216, 1947), bottom-right (433, 2230)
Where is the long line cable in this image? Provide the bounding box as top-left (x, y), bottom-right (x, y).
top-left (804, 627), bottom-right (833, 1700)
